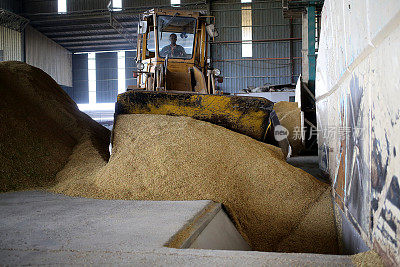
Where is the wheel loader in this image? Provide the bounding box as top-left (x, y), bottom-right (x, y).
top-left (113, 8), bottom-right (291, 157)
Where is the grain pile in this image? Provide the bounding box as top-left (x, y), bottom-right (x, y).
top-left (1, 62), bottom-right (338, 254)
top-left (51, 114), bottom-right (338, 254)
top-left (351, 250), bottom-right (384, 267)
top-left (0, 61), bottom-right (110, 192)
top-left (274, 101), bottom-right (303, 155)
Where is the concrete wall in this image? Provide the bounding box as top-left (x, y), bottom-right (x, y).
top-left (316, 1), bottom-right (400, 265)
top-left (0, 26), bottom-right (22, 61)
top-left (25, 25), bottom-right (72, 87)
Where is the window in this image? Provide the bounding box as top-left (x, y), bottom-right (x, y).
top-left (88, 52), bottom-right (96, 104)
top-left (157, 15), bottom-right (196, 59)
top-left (147, 30), bottom-right (156, 53)
top-left (112, 0), bottom-right (122, 11)
top-left (241, 4), bottom-right (252, 57)
top-left (171, 0), bottom-right (180, 7)
top-left (58, 0), bottom-right (67, 14)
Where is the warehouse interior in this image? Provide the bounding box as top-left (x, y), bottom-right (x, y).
top-left (0, 0), bottom-right (399, 266)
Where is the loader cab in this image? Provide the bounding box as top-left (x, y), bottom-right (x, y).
top-left (135, 9), bottom-right (218, 93)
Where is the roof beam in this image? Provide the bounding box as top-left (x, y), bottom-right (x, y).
top-left (26, 14), bottom-right (139, 24)
top-left (30, 17), bottom-right (137, 27)
top-left (57, 37), bottom-right (131, 44)
top-left (52, 33), bottom-right (131, 41)
top-left (65, 41), bottom-right (135, 49)
top-left (69, 44), bottom-right (135, 53)
top-left (61, 39), bottom-right (135, 47)
top-left (45, 28), bottom-right (136, 38)
top-left (34, 22), bottom-right (137, 32)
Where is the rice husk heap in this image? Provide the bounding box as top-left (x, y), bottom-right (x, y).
top-left (0, 61), bottom-right (110, 192)
top-left (351, 250), bottom-right (384, 267)
top-left (1, 62), bottom-right (339, 254)
top-left (52, 113), bottom-right (338, 253)
top-left (273, 101), bottom-right (303, 155)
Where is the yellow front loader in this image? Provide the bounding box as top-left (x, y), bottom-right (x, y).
top-left (114, 8), bottom-right (290, 157)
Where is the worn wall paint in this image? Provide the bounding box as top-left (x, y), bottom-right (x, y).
top-left (316, 0), bottom-right (400, 265)
top-left (25, 25), bottom-right (72, 86)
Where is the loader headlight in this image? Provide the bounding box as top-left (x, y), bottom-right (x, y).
top-left (137, 62), bottom-right (145, 71)
top-left (212, 68), bottom-right (221, 76)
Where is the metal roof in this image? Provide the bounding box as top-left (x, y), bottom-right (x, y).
top-left (19, 0), bottom-right (207, 53)
top-left (25, 11), bottom-right (139, 53)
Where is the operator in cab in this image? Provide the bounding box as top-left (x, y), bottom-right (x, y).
top-left (160, 33), bottom-right (187, 58)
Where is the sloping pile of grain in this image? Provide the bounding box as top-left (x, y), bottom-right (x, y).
top-left (351, 250), bottom-right (384, 267)
top-left (51, 114), bottom-right (339, 254)
top-left (274, 101), bottom-right (303, 155)
top-left (1, 62), bottom-right (338, 254)
top-left (0, 61), bottom-right (110, 192)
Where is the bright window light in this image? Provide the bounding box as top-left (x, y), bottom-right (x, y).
top-left (241, 0), bottom-right (252, 2)
top-left (58, 0), bottom-right (67, 13)
top-left (171, 0), bottom-right (180, 6)
top-left (112, 0), bottom-right (122, 11)
top-left (118, 51), bottom-right (126, 94)
top-left (78, 103), bottom-right (115, 111)
top-left (241, 5), bottom-right (252, 57)
top-left (242, 42), bottom-right (252, 57)
top-left (88, 52), bottom-right (96, 104)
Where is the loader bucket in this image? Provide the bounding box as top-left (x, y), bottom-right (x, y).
top-left (114, 90), bottom-right (291, 157)
top-left (115, 90), bottom-right (273, 139)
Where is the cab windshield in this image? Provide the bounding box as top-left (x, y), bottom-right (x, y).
top-left (157, 15), bottom-right (196, 59)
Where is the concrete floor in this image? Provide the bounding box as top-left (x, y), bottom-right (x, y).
top-left (0, 190), bottom-right (354, 266)
top-left (0, 190), bottom-right (210, 251)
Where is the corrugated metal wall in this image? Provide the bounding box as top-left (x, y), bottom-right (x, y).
top-left (125, 50), bottom-right (137, 87)
top-left (96, 52), bottom-right (118, 103)
top-left (72, 54), bottom-right (89, 103)
top-left (0, 0), bottom-right (22, 13)
top-left (59, 0), bottom-right (302, 101)
top-left (0, 26), bottom-right (22, 61)
top-left (25, 25), bottom-right (73, 86)
top-left (71, 50), bottom-right (136, 104)
top-left (69, 0), bottom-right (108, 12)
top-left (211, 0), bottom-right (302, 93)
top-left (22, 0), bottom-right (56, 14)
